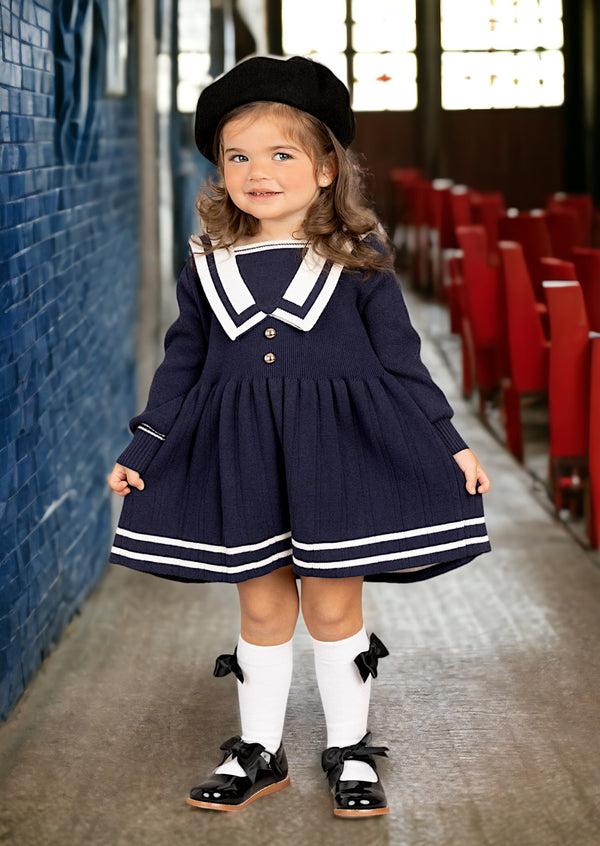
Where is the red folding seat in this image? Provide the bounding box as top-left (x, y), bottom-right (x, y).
top-left (497, 241), bottom-right (550, 460)
top-left (427, 179), bottom-right (455, 298)
top-left (542, 281), bottom-right (591, 512)
top-left (470, 191), bottom-right (505, 262)
top-left (547, 192), bottom-right (594, 247)
top-left (455, 225), bottom-right (502, 410)
top-left (539, 257), bottom-right (577, 282)
top-left (445, 251), bottom-right (464, 336)
top-left (389, 167), bottom-right (421, 201)
top-left (449, 185), bottom-right (472, 231)
top-left (430, 179), bottom-right (455, 249)
top-left (498, 211), bottom-right (553, 302)
top-left (402, 177), bottom-right (433, 291)
top-left (571, 247), bottom-right (600, 331)
top-left (434, 185), bottom-right (472, 305)
top-left (443, 251), bottom-right (475, 399)
top-left (592, 208), bottom-right (600, 247)
top-left (546, 206), bottom-right (580, 261)
top-left (589, 337), bottom-right (600, 548)
top-left (389, 167), bottom-right (422, 257)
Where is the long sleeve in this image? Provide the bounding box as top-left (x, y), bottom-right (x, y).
top-left (116, 259), bottom-right (210, 473)
top-left (359, 271), bottom-right (467, 454)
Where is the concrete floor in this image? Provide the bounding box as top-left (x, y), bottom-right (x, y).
top-left (1, 292), bottom-right (600, 846)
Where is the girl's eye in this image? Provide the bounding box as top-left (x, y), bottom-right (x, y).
top-left (230, 154), bottom-right (248, 163)
top-left (273, 152), bottom-right (292, 161)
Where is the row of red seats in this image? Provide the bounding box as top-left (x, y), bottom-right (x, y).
top-left (389, 168), bottom-right (600, 549)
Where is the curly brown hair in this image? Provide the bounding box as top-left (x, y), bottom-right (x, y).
top-left (192, 101), bottom-right (393, 273)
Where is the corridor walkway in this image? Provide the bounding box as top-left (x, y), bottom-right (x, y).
top-left (1, 290), bottom-right (599, 846)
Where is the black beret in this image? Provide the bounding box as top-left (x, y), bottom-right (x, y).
top-left (194, 55), bottom-right (355, 163)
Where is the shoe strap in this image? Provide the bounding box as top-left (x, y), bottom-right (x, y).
top-left (321, 732), bottom-right (389, 789)
top-left (218, 736), bottom-right (284, 783)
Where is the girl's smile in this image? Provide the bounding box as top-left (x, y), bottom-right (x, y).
top-left (221, 115), bottom-right (331, 240)
top-left (247, 190), bottom-right (282, 198)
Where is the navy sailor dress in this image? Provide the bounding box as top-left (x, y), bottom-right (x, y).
top-left (110, 237), bottom-right (491, 583)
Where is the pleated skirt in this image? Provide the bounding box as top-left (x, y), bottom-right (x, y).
top-left (110, 374), bottom-right (490, 583)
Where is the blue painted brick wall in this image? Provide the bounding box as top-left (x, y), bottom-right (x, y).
top-left (0, 0), bottom-right (140, 718)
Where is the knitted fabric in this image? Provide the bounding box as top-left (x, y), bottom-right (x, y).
top-left (111, 239), bottom-right (490, 583)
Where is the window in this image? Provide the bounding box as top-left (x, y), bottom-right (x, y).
top-left (177, 0), bottom-right (211, 113)
top-left (441, 0), bottom-right (564, 109)
top-left (176, 0), bottom-right (564, 114)
top-left (282, 0), bottom-right (417, 111)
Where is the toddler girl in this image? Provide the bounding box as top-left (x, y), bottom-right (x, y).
top-left (108, 55), bottom-right (490, 818)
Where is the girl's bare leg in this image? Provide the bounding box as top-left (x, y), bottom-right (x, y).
top-left (209, 566), bottom-right (299, 774)
top-left (237, 564), bottom-right (299, 644)
top-left (301, 575), bottom-right (387, 807)
top-left (187, 565), bottom-right (298, 808)
top-left (300, 574), bottom-right (364, 641)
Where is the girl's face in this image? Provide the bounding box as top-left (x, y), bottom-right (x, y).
top-left (221, 112), bottom-right (333, 241)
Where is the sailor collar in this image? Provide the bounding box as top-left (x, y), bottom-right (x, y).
top-left (189, 237), bottom-right (344, 340)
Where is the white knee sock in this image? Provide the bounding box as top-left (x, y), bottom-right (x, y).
top-left (215, 635), bottom-right (293, 777)
top-left (311, 627), bottom-right (378, 783)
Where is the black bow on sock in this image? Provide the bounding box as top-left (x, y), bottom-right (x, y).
top-left (213, 648), bottom-right (244, 683)
top-left (354, 632), bottom-right (389, 682)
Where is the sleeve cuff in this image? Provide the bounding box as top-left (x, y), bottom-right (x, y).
top-left (116, 426), bottom-right (164, 474)
top-left (433, 417), bottom-right (468, 454)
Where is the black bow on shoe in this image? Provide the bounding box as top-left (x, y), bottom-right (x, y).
top-left (321, 732), bottom-right (389, 789)
top-left (354, 633), bottom-right (389, 682)
top-left (217, 736), bottom-right (267, 783)
top-left (213, 648), bottom-right (244, 683)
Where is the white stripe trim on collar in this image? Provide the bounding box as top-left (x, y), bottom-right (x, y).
top-left (190, 238), bottom-right (343, 339)
top-left (213, 247), bottom-right (256, 312)
top-left (192, 244), bottom-right (266, 340)
top-left (281, 250), bottom-right (327, 306)
top-left (233, 239), bottom-right (308, 254)
top-left (272, 262), bottom-right (344, 331)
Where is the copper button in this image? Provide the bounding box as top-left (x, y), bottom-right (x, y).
top-left (264, 327), bottom-right (277, 339)
top-left (264, 352), bottom-right (276, 364)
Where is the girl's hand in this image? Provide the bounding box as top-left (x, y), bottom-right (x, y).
top-left (108, 462), bottom-right (145, 496)
top-left (453, 448), bottom-right (490, 495)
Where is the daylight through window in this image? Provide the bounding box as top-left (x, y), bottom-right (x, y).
top-left (441, 0), bottom-right (564, 109)
top-left (282, 0), bottom-right (418, 111)
top-left (177, 0), bottom-right (211, 113)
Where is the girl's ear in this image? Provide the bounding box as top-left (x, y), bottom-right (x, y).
top-left (319, 155), bottom-right (338, 187)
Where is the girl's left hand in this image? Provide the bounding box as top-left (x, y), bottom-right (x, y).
top-left (453, 448), bottom-right (491, 495)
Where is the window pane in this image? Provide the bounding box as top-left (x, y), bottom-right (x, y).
top-left (441, 0), bottom-right (563, 109)
top-left (532, 49), bottom-right (564, 106)
top-left (441, 49), bottom-right (564, 109)
top-left (178, 52), bottom-right (211, 112)
top-left (177, 0), bottom-right (210, 112)
top-left (352, 0), bottom-right (416, 52)
top-left (282, 0), bottom-right (417, 111)
top-left (353, 52), bottom-right (417, 111)
top-left (441, 0), bottom-right (494, 50)
top-left (282, 0), bottom-right (346, 54)
top-left (178, 0), bottom-right (210, 52)
top-left (441, 0), bottom-right (563, 50)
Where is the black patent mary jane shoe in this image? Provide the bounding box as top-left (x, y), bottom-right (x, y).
top-left (186, 736), bottom-right (290, 812)
top-left (322, 732), bottom-right (389, 818)
top-left (331, 776), bottom-right (389, 818)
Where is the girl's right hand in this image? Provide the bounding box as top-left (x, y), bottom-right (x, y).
top-left (108, 462), bottom-right (145, 496)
